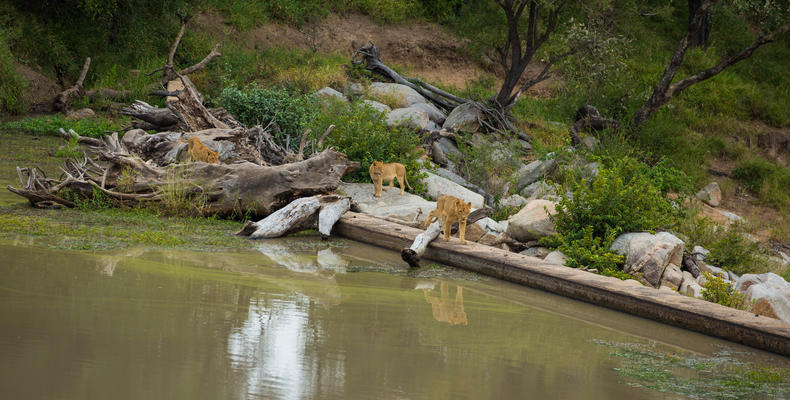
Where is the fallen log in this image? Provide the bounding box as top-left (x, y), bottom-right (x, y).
top-left (401, 221), bottom-right (441, 267)
top-left (235, 195), bottom-right (351, 239)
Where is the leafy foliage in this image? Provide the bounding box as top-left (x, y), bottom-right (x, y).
top-left (217, 84), bottom-right (318, 146)
top-left (700, 272), bottom-right (748, 310)
top-left (452, 134), bottom-right (522, 198)
top-left (541, 226), bottom-right (628, 279)
top-left (307, 100), bottom-right (425, 187)
top-left (0, 29), bottom-right (28, 114)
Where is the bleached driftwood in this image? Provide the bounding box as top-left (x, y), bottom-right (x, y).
top-left (236, 195), bottom-right (351, 239)
top-left (318, 197), bottom-right (351, 239)
top-left (248, 196), bottom-right (322, 239)
top-left (401, 221), bottom-right (441, 268)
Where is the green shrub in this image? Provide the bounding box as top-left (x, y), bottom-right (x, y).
top-left (733, 158), bottom-right (777, 192)
top-left (0, 30), bottom-right (28, 114)
top-left (705, 226), bottom-right (764, 276)
top-left (216, 84), bottom-right (319, 146)
top-left (553, 157), bottom-right (680, 242)
top-left (307, 100), bottom-right (425, 187)
top-left (701, 272), bottom-right (747, 310)
top-left (2, 114), bottom-right (123, 138)
top-left (453, 135), bottom-right (521, 198)
top-left (541, 226), bottom-right (629, 279)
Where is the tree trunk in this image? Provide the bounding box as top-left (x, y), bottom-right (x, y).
top-left (401, 221), bottom-right (442, 267)
top-left (688, 0), bottom-right (711, 49)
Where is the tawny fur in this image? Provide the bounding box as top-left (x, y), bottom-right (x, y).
top-left (423, 195), bottom-right (472, 244)
top-left (182, 137), bottom-right (219, 164)
top-left (368, 161), bottom-right (411, 197)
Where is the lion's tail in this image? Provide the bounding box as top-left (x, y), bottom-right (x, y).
top-left (404, 173), bottom-right (412, 190)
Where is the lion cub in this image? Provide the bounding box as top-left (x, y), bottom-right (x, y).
top-left (424, 195), bottom-right (473, 244)
top-left (182, 137), bottom-right (219, 164)
top-left (369, 161), bottom-right (412, 197)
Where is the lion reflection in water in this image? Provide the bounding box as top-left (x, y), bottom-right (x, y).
top-left (423, 282), bottom-right (467, 326)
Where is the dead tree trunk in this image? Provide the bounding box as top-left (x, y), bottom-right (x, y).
top-left (54, 57), bottom-right (90, 111)
top-left (235, 195), bottom-right (351, 239)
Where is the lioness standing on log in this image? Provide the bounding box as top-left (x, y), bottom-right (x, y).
top-left (369, 161), bottom-right (411, 197)
top-left (424, 195), bottom-right (472, 244)
top-left (182, 137), bottom-right (219, 164)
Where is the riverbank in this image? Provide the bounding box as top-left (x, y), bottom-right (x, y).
top-left (334, 211), bottom-right (790, 357)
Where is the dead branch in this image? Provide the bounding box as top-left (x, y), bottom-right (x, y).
top-left (54, 57), bottom-right (91, 111)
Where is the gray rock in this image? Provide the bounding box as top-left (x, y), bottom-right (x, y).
top-left (517, 139), bottom-right (532, 152)
top-left (680, 271), bottom-right (703, 298)
top-left (362, 99), bottom-right (391, 113)
top-left (516, 158), bottom-right (557, 191)
top-left (520, 246), bottom-right (550, 258)
top-left (435, 137), bottom-right (461, 161)
top-left (735, 273), bottom-right (790, 321)
top-left (338, 182), bottom-right (435, 224)
top-left (520, 181), bottom-right (560, 201)
top-left (506, 199), bottom-right (558, 241)
top-left (409, 102), bottom-right (447, 124)
top-left (719, 210), bottom-right (745, 224)
top-left (659, 285), bottom-right (679, 294)
top-left (420, 171), bottom-right (485, 208)
top-left (543, 250), bottom-right (568, 265)
top-left (474, 217), bottom-right (505, 234)
top-left (660, 263), bottom-right (684, 290)
top-left (582, 162), bottom-right (600, 180)
top-left (610, 232), bottom-right (685, 288)
top-left (780, 251), bottom-right (790, 265)
top-left (699, 262), bottom-right (728, 279)
top-left (696, 181), bottom-right (722, 207)
top-left (442, 102), bottom-right (483, 133)
top-left (315, 87), bottom-right (348, 103)
top-left (386, 107), bottom-right (430, 131)
top-left (426, 120), bottom-right (441, 131)
top-left (499, 194), bottom-right (529, 209)
top-left (499, 220), bottom-right (509, 232)
top-left (367, 82), bottom-right (427, 108)
top-left (430, 141), bottom-right (449, 166)
top-left (692, 246), bottom-right (710, 262)
top-left (65, 107), bottom-right (95, 121)
top-left (728, 270), bottom-right (740, 282)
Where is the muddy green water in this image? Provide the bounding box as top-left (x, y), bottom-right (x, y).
top-left (1, 237), bottom-right (787, 400)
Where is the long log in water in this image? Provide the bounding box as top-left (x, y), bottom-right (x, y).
top-left (334, 211), bottom-right (790, 357)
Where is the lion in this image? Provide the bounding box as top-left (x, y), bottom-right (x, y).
top-left (423, 195), bottom-right (473, 244)
top-left (182, 137), bottom-right (219, 164)
top-left (368, 161), bottom-right (411, 197)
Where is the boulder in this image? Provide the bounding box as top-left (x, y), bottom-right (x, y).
top-left (65, 107), bottom-right (95, 121)
top-left (543, 250), bottom-right (568, 265)
top-left (660, 263), bottom-right (684, 290)
top-left (421, 171), bottom-right (485, 208)
top-left (339, 182), bottom-right (435, 224)
top-left (430, 141), bottom-right (449, 166)
top-left (679, 271), bottom-right (703, 298)
top-left (699, 262), bottom-right (728, 279)
top-left (516, 158), bottom-right (557, 191)
top-left (474, 217), bottom-right (505, 234)
top-left (610, 232), bottom-right (685, 288)
top-left (345, 83), bottom-right (365, 97)
top-left (367, 82), bottom-right (427, 108)
top-left (442, 102), bottom-right (482, 133)
top-left (315, 87), bottom-right (348, 103)
top-left (580, 135), bottom-right (598, 151)
top-left (434, 137), bottom-right (462, 162)
top-left (735, 273), bottom-right (790, 321)
top-left (409, 102), bottom-right (447, 124)
top-left (500, 194), bottom-right (529, 209)
top-left (386, 107), bottom-right (430, 131)
top-left (507, 199), bottom-right (558, 241)
top-left (520, 246), bottom-right (550, 259)
top-left (520, 181), bottom-right (560, 201)
top-left (702, 205), bottom-right (745, 225)
top-left (362, 99), bottom-right (391, 114)
top-left (427, 121), bottom-right (441, 131)
top-left (692, 245), bottom-right (710, 262)
top-left (696, 181), bottom-right (722, 207)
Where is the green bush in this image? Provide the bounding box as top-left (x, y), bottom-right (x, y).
top-left (701, 272), bottom-right (747, 310)
top-left (307, 100), bottom-right (425, 187)
top-left (0, 30), bottom-right (28, 114)
top-left (2, 114), bottom-right (123, 138)
top-left (705, 226), bottom-right (764, 276)
top-left (453, 135), bottom-right (521, 198)
top-left (216, 84), bottom-right (318, 146)
top-left (541, 226), bottom-right (629, 279)
top-left (554, 157), bottom-right (680, 242)
top-left (733, 158), bottom-right (777, 192)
